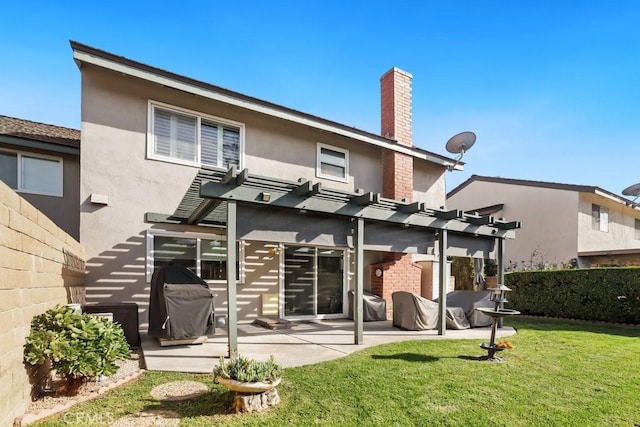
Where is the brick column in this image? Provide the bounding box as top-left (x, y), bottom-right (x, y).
top-left (376, 67), bottom-right (419, 316)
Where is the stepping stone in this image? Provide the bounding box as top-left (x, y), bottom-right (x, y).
top-left (150, 381), bottom-right (209, 401)
top-left (110, 410), bottom-right (181, 426)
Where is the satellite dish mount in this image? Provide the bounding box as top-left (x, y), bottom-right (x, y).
top-left (445, 131), bottom-right (476, 171)
top-left (622, 182), bottom-right (640, 205)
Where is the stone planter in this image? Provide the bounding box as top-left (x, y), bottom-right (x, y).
top-left (215, 377), bottom-right (281, 393)
top-left (215, 377), bottom-right (281, 413)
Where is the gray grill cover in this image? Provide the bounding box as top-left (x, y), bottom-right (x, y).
top-left (347, 290), bottom-right (387, 321)
top-left (148, 263), bottom-right (214, 339)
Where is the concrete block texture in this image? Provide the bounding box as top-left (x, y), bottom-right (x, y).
top-left (0, 180), bottom-right (86, 425)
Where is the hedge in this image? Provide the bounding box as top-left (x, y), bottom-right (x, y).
top-left (505, 267), bottom-right (640, 324)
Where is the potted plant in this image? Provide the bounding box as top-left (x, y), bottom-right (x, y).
top-left (24, 305), bottom-right (131, 396)
top-left (213, 352), bottom-right (282, 412)
top-left (483, 258), bottom-right (498, 287)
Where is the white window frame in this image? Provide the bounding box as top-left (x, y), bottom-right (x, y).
top-left (316, 142), bottom-right (349, 183)
top-left (592, 204), bottom-right (609, 233)
top-left (145, 229), bottom-right (245, 283)
top-left (147, 100), bottom-right (245, 169)
top-left (0, 148), bottom-right (63, 197)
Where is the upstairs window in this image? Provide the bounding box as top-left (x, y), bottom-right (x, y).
top-left (635, 219), bottom-right (640, 240)
top-left (317, 143), bottom-right (349, 182)
top-left (149, 102), bottom-right (242, 169)
top-left (591, 204), bottom-right (609, 232)
top-left (0, 149), bottom-right (62, 196)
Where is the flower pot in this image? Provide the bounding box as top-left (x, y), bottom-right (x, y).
top-left (215, 376), bottom-right (281, 393)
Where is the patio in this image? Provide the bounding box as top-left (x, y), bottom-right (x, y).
top-left (141, 319), bottom-right (517, 372)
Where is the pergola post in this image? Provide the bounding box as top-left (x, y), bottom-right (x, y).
top-left (354, 217), bottom-right (364, 344)
top-left (226, 200), bottom-right (238, 356)
top-left (497, 237), bottom-right (505, 328)
top-left (437, 229), bottom-right (448, 335)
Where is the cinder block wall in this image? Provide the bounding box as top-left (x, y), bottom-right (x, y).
top-left (0, 181), bottom-right (85, 426)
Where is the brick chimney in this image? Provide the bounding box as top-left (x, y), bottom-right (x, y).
top-left (376, 67), bottom-right (422, 317)
top-left (380, 67), bottom-right (414, 202)
top-left (381, 67), bottom-right (413, 146)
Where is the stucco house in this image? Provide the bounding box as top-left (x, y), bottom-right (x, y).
top-left (70, 42), bottom-right (518, 345)
top-left (0, 115), bottom-right (80, 239)
top-left (447, 175), bottom-right (640, 269)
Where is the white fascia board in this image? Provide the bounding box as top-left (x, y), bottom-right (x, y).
top-left (593, 189), bottom-right (639, 209)
top-left (73, 49), bottom-right (454, 168)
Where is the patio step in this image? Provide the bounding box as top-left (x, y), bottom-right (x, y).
top-left (252, 317), bottom-right (296, 330)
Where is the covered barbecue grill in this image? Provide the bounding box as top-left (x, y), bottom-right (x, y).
top-left (148, 263), bottom-right (215, 342)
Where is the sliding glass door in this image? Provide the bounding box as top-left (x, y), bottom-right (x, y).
top-left (283, 246), bottom-right (344, 318)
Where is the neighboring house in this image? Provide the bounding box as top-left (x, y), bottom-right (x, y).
top-left (70, 41), bottom-right (517, 330)
top-left (0, 115), bottom-right (80, 239)
top-left (447, 175), bottom-right (640, 269)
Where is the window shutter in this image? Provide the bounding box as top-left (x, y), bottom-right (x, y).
top-left (153, 109), bottom-right (172, 157)
top-left (201, 122), bottom-right (219, 166)
top-left (174, 113), bottom-right (197, 162)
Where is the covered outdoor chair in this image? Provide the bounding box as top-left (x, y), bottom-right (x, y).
top-left (148, 263), bottom-right (215, 341)
top-left (392, 291), bottom-right (471, 330)
top-left (347, 290), bottom-right (387, 321)
top-left (435, 290), bottom-right (493, 327)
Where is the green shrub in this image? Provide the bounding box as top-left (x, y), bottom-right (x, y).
top-left (506, 267), bottom-right (640, 324)
top-left (24, 305), bottom-right (130, 394)
top-left (214, 352), bottom-right (281, 383)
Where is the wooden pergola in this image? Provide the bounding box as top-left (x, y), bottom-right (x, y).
top-left (146, 166), bottom-right (520, 355)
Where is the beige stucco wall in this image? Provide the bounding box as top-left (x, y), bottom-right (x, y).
top-left (447, 181), bottom-right (579, 268)
top-left (0, 180), bottom-right (85, 426)
top-left (413, 159), bottom-right (446, 208)
top-left (577, 192), bottom-right (640, 255)
top-left (81, 64), bottom-right (443, 324)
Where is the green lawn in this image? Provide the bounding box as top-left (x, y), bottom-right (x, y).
top-left (35, 317), bottom-right (640, 426)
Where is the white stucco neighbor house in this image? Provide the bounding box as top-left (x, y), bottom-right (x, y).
top-left (447, 175), bottom-right (640, 269)
top-left (70, 41), bottom-right (519, 347)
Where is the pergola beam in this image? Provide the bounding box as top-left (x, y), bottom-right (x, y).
top-left (187, 199), bottom-right (222, 225)
top-left (200, 179), bottom-right (517, 239)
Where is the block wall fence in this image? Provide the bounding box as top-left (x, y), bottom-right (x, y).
top-left (0, 180), bottom-right (85, 426)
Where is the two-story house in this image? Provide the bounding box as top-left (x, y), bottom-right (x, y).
top-left (0, 115), bottom-right (80, 239)
top-left (447, 175), bottom-right (640, 269)
top-left (71, 42), bottom-right (517, 337)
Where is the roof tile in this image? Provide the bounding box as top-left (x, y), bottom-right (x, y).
top-left (0, 115), bottom-right (80, 148)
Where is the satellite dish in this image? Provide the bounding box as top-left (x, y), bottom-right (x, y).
top-left (622, 182), bottom-right (640, 197)
top-left (446, 131), bottom-right (476, 154)
top-left (444, 131), bottom-right (476, 171)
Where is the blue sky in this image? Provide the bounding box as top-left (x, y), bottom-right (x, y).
top-left (1, 1), bottom-right (639, 194)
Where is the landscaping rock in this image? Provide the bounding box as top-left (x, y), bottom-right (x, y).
top-left (232, 388), bottom-right (280, 413)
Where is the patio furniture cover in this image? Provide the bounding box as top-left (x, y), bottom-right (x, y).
top-left (148, 263), bottom-right (215, 339)
top-left (347, 290), bottom-right (387, 321)
top-left (436, 290), bottom-right (493, 327)
top-left (392, 292), bottom-right (473, 330)
top-left (392, 291), bottom-right (439, 330)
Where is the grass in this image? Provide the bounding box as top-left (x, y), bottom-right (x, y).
top-left (35, 317), bottom-right (640, 426)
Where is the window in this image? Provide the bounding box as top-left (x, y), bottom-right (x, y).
top-left (0, 149), bottom-right (62, 196)
top-left (148, 102), bottom-right (242, 169)
top-left (146, 231), bottom-right (243, 282)
top-left (592, 204), bottom-right (609, 232)
top-left (316, 143), bottom-right (348, 182)
top-left (635, 219), bottom-right (640, 240)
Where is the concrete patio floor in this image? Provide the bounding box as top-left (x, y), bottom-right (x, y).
top-left (141, 319), bottom-right (517, 372)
